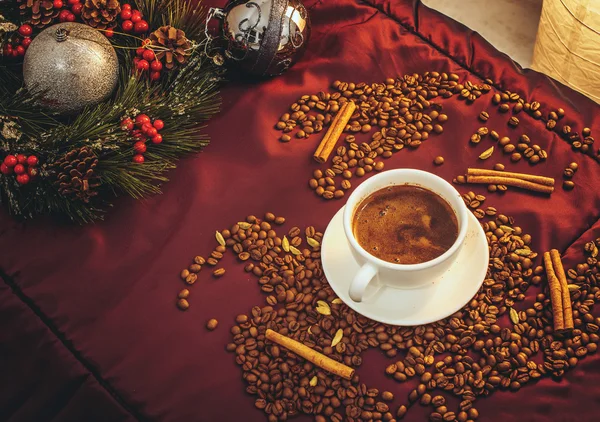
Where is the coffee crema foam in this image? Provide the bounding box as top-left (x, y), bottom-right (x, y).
top-left (352, 185), bottom-right (458, 264)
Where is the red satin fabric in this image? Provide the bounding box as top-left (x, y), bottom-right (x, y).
top-left (2, 0), bottom-right (600, 421)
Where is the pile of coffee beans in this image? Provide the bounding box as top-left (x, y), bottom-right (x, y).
top-left (180, 210), bottom-right (599, 421)
top-left (469, 128), bottom-right (548, 165)
top-left (489, 92), bottom-right (597, 160)
top-left (274, 73), bottom-right (491, 200)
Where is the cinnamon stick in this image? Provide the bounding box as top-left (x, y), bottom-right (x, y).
top-left (466, 175), bottom-right (554, 194)
top-left (550, 249), bottom-right (574, 330)
top-left (467, 168), bottom-right (555, 186)
top-left (265, 329), bottom-right (355, 380)
top-left (543, 251), bottom-right (565, 332)
top-left (313, 100), bottom-right (356, 163)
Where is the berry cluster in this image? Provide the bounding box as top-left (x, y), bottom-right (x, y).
top-left (133, 40), bottom-right (163, 80)
top-left (1, 154), bottom-right (40, 185)
top-left (119, 3), bottom-right (148, 34)
top-left (120, 114), bottom-right (164, 163)
top-left (57, 0), bottom-right (82, 23)
top-left (2, 25), bottom-right (33, 58)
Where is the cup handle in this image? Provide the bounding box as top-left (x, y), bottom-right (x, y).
top-left (349, 263), bottom-right (378, 302)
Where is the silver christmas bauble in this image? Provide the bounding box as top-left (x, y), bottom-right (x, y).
top-left (209, 0), bottom-right (311, 77)
top-left (23, 23), bottom-right (119, 114)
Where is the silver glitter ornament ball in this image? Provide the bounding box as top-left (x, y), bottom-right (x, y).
top-left (208, 0), bottom-right (311, 77)
top-left (23, 23), bottom-right (119, 114)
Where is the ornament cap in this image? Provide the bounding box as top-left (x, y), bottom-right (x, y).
top-left (55, 27), bottom-right (69, 42)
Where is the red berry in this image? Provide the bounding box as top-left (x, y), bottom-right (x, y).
top-left (151, 134), bottom-right (163, 144)
top-left (105, 29), bottom-right (114, 38)
top-left (13, 164), bottom-right (25, 175)
top-left (145, 127), bottom-right (158, 137)
top-left (26, 155), bottom-right (39, 167)
top-left (59, 10), bottom-right (70, 21)
top-left (0, 163), bottom-right (11, 175)
top-left (21, 37), bottom-right (32, 48)
top-left (27, 167), bottom-right (39, 178)
top-left (53, 0), bottom-right (63, 8)
top-left (3, 44), bottom-right (12, 55)
top-left (72, 3), bottom-right (82, 14)
top-left (121, 118), bottom-right (134, 131)
top-left (134, 20), bottom-right (149, 34)
top-left (16, 45), bottom-right (25, 56)
top-left (136, 47), bottom-right (145, 57)
top-left (142, 49), bottom-right (155, 61)
top-left (122, 3), bottom-right (131, 10)
top-left (120, 10), bottom-right (132, 20)
top-left (135, 114), bottom-right (151, 126)
top-left (122, 20), bottom-right (134, 32)
top-left (16, 154), bottom-right (27, 164)
top-left (132, 57), bottom-right (140, 67)
top-left (16, 174), bottom-right (30, 185)
top-left (136, 59), bottom-right (149, 71)
top-left (152, 119), bottom-right (164, 130)
top-left (141, 123), bottom-right (153, 134)
top-left (131, 10), bottom-right (142, 23)
top-left (132, 130), bottom-right (146, 140)
top-left (11, 49), bottom-right (18, 58)
top-left (68, 0), bottom-right (79, 4)
top-left (66, 12), bottom-right (76, 22)
top-left (3, 155), bottom-right (17, 167)
top-left (18, 24), bottom-right (33, 37)
top-left (150, 71), bottom-right (161, 81)
top-left (150, 60), bottom-right (163, 71)
top-left (132, 154), bottom-right (145, 163)
top-left (133, 141), bottom-right (147, 154)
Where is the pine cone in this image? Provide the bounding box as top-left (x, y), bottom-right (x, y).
top-left (52, 147), bottom-right (101, 203)
top-left (149, 26), bottom-right (191, 70)
top-left (81, 0), bottom-right (121, 30)
top-left (18, 0), bottom-right (60, 29)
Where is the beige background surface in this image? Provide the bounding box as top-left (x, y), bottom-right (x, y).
top-left (422, 0), bottom-right (544, 68)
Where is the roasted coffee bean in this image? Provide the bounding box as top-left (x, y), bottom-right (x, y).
top-left (499, 103), bottom-right (510, 113)
top-left (177, 298), bottom-right (189, 310)
top-left (494, 163), bottom-right (505, 171)
top-left (178, 289), bottom-right (190, 299)
top-left (206, 319), bottom-right (218, 331)
top-left (434, 156), bottom-right (445, 166)
top-left (508, 117), bottom-right (519, 127)
top-left (563, 180), bottom-right (575, 191)
top-left (479, 111), bottom-right (490, 122)
top-left (490, 130), bottom-right (499, 141)
top-left (470, 134), bottom-right (482, 144)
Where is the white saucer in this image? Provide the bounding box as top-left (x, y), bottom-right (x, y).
top-left (321, 206), bottom-right (489, 326)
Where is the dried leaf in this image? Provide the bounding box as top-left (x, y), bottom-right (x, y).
top-left (509, 307), bottom-right (519, 325)
top-left (215, 231), bottom-right (226, 247)
top-left (307, 237), bottom-right (320, 248)
top-left (479, 146), bottom-right (494, 160)
top-left (238, 222), bottom-right (252, 230)
top-left (282, 236), bottom-right (290, 252)
top-left (331, 329), bottom-right (344, 347)
top-left (499, 225), bottom-right (514, 233)
top-left (289, 246), bottom-right (302, 256)
top-left (332, 298), bottom-right (343, 305)
top-left (568, 284), bottom-right (580, 292)
top-left (316, 300), bottom-right (331, 315)
top-left (309, 376), bottom-right (318, 387)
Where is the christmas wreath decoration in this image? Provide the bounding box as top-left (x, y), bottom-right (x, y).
top-left (0, 0), bottom-right (221, 222)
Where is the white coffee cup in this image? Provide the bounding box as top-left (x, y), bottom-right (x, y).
top-left (344, 169), bottom-right (469, 302)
